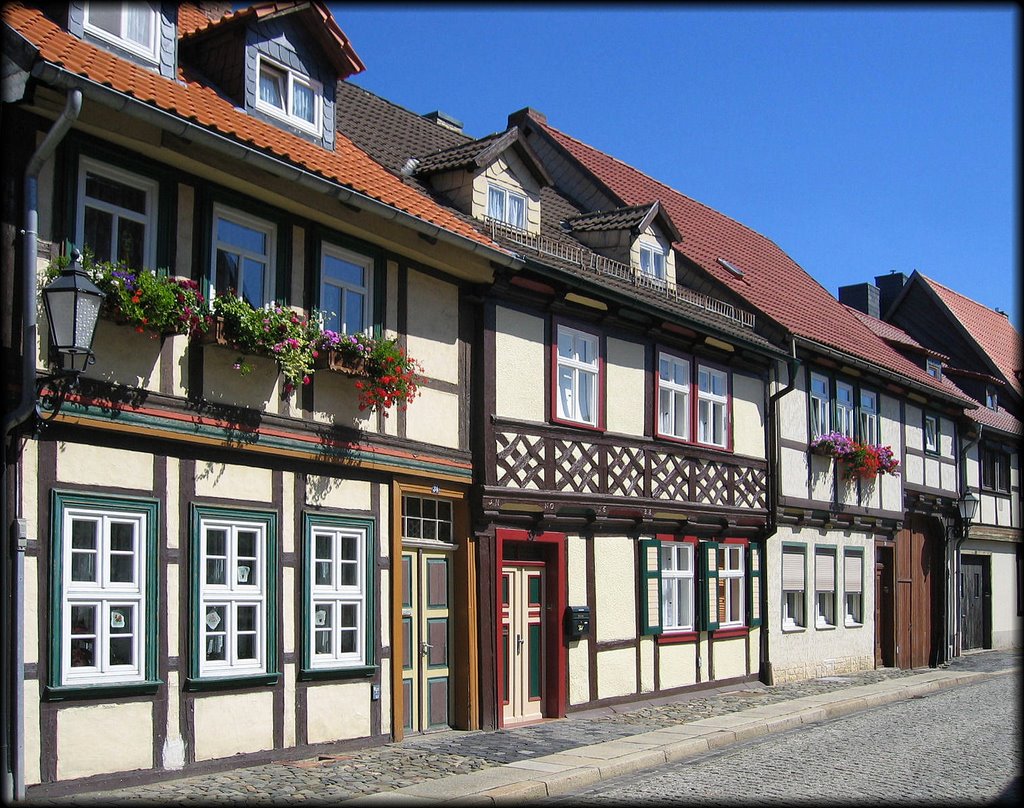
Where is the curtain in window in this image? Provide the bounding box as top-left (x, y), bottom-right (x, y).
top-left (124, 5), bottom-right (153, 48)
top-left (487, 187), bottom-right (504, 220)
top-left (293, 81), bottom-right (316, 124)
top-left (507, 193), bottom-right (525, 229)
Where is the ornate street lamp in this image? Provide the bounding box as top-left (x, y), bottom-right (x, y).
top-left (41, 249), bottom-right (104, 375)
top-left (957, 489), bottom-right (979, 537)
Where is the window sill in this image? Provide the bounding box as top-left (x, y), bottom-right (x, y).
top-left (655, 631), bottom-right (698, 645)
top-left (185, 672), bottom-right (280, 692)
top-left (299, 664), bottom-right (378, 682)
top-left (550, 414), bottom-right (604, 433)
top-left (44, 679), bottom-right (163, 701)
top-left (814, 623), bottom-right (836, 631)
top-left (844, 620), bottom-right (863, 628)
top-left (711, 626), bottom-right (748, 639)
top-left (782, 625), bottom-right (806, 633)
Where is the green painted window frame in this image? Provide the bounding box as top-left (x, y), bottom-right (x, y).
top-left (746, 542), bottom-right (762, 628)
top-left (300, 513), bottom-right (377, 680)
top-left (638, 537), bottom-right (663, 635)
top-left (46, 490), bottom-right (161, 701)
top-left (186, 505), bottom-right (279, 691)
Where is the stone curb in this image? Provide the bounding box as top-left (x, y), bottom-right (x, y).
top-left (345, 668), bottom-right (1009, 804)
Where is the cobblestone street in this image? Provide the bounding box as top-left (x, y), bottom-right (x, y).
top-left (27, 649), bottom-right (1019, 805)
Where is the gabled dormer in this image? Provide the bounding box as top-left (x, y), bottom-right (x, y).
top-left (413, 126), bottom-right (551, 236)
top-left (565, 201), bottom-right (681, 289)
top-left (65, 1), bottom-right (177, 78)
top-left (178, 0), bottom-right (364, 150)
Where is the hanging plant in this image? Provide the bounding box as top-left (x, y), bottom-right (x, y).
top-left (810, 431), bottom-right (900, 480)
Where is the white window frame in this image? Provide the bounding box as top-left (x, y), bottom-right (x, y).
top-left (660, 542), bottom-right (695, 632)
top-left (83, 2), bottom-right (159, 63)
top-left (255, 54), bottom-right (323, 136)
top-left (844, 550), bottom-right (863, 626)
top-left (697, 364), bottom-right (729, 448)
top-left (197, 517), bottom-right (268, 678)
top-left (924, 414), bottom-right (939, 454)
top-left (781, 546), bottom-right (806, 631)
top-left (815, 548), bottom-right (836, 628)
top-left (835, 381), bottom-right (855, 438)
top-left (859, 389), bottom-right (879, 445)
top-left (718, 544), bottom-right (745, 628)
top-left (320, 242), bottom-right (372, 335)
top-left (810, 372), bottom-right (830, 438)
top-left (639, 243), bottom-right (667, 285)
top-left (76, 156), bottom-right (158, 270)
top-left (486, 184), bottom-right (527, 231)
top-left (308, 524), bottom-right (367, 669)
top-left (61, 506), bottom-right (147, 686)
top-left (657, 352), bottom-right (691, 441)
top-left (555, 324), bottom-right (600, 427)
top-left (211, 203), bottom-right (276, 309)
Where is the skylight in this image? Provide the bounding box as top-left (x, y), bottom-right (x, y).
top-left (717, 257), bottom-right (745, 278)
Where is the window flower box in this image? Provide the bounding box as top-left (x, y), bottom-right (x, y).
top-left (810, 431), bottom-right (900, 480)
top-left (313, 331), bottom-right (424, 416)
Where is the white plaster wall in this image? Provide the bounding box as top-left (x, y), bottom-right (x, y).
top-left (732, 372), bottom-right (766, 460)
top-left (904, 404), bottom-right (924, 451)
top-left (306, 681), bottom-right (372, 743)
top-left (283, 567), bottom-right (295, 656)
top-left (24, 679), bottom-right (40, 785)
top-left (167, 563), bottom-right (179, 658)
top-left (311, 368), bottom-right (376, 431)
top-left (193, 691), bottom-right (274, 761)
top-left (639, 636), bottom-right (655, 693)
top-left (596, 647), bottom-right (636, 700)
top-left (406, 387), bottom-right (460, 449)
top-left (767, 526), bottom-right (875, 683)
top-left (57, 702), bottom-right (153, 779)
top-left (202, 347), bottom-right (281, 413)
top-left (712, 637), bottom-right (747, 680)
top-left (594, 537), bottom-right (636, 642)
top-left (809, 454), bottom-right (834, 501)
top-left (494, 306), bottom-right (545, 421)
top-left (567, 534), bottom-right (590, 705)
top-left (162, 670), bottom-right (185, 771)
top-left (406, 269), bottom-right (460, 385)
top-left (21, 440), bottom-right (39, 546)
top-left (605, 337), bottom-right (645, 437)
top-left (781, 446), bottom-right (811, 501)
top-left (24, 560), bottom-right (38, 666)
top-left (657, 642), bottom-right (697, 690)
top-left (777, 367), bottom-right (808, 442)
top-left (56, 442), bottom-right (154, 489)
top-left (569, 641), bottom-right (590, 705)
top-left (473, 153), bottom-right (542, 235)
top-left (194, 461), bottom-right (272, 501)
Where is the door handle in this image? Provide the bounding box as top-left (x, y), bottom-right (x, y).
top-left (420, 641), bottom-right (432, 656)
top-left (516, 634), bottom-right (524, 655)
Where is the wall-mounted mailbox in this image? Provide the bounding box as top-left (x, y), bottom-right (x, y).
top-left (565, 605), bottom-right (591, 640)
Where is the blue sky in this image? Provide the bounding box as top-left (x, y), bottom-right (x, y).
top-left (330, 5), bottom-right (1019, 330)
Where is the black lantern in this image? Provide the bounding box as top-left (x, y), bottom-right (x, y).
top-left (41, 250), bottom-right (104, 374)
top-left (958, 489), bottom-right (979, 534)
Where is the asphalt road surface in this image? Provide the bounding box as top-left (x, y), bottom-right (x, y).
top-left (543, 673), bottom-right (1021, 805)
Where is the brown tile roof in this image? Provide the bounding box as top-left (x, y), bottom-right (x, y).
top-left (3, 2), bottom-right (505, 258)
top-left (566, 203), bottom-right (657, 232)
top-left (532, 115), bottom-right (964, 399)
top-left (918, 274), bottom-right (1023, 398)
top-left (413, 131), bottom-right (508, 174)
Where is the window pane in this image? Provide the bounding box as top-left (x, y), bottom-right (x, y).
top-left (123, 5), bottom-right (152, 48)
top-left (321, 285), bottom-right (342, 332)
top-left (83, 206), bottom-right (114, 264)
top-left (341, 603), bottom-right (358, 628)
top-left (71, 520), bottom-right (98, 582)
top-left (88, 5), bottom-right (121, 36)
top-left (340, 560), bottom-right (358, 587)
top-left (577, 371), bottom-right (594, 423)
top-left (339, 629), bottom-right (356, 654)
top-left (487, 187), bottom-right (504, 220)
top-left (558, 367), bottom-right (574, 419)
top-left (324, 254), bottom-right (364, 286)
top-left (85, 171), bottom-right (147, 213)
top-left (293, 80), bottom-right (315, 123)
top-left (218, 217), bottom-right (266, 255)
top-left (109, 553), bottom-right (134, 584)
top-left (236, 606), bottom-right (256, 632)
top-left (236, 634), bottom-right (256, 660)
top-left (241, 258), bottom-right (267, 308)
top-left (216, 250), bottom-right (240, 295)
top-left (259, 66), bottom-right (285, 109)
top-left (109, 521), bottom-right (134, 552)
top-left (507, 194), bottom-right (525, 229)
top-left (342, 290), bottom-right (365, 334)
top-left (237, 531), bottom-right (257, 559)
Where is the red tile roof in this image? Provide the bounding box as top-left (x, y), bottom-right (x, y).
top-left (535, 116), bottom-right (963, 398)
top-left (2, 2), bottom-right (503, 257)
top-left (919, 274), bottom-right (1022, 398)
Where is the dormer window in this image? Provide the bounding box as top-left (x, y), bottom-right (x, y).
top-left (256, 56), bottom-right (322, 136)
top-left (84, 2), bottom-right (158, 63)
top-left (639, 244), bottom-right (666, 284)
top-left (985, 386), bottom-right (998, 410)
top-left (487, 185), bottom-right (526, 231)
top-left (926, 358), bottom-right (942, 378)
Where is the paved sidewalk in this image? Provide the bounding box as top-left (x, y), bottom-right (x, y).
top-left (29, 649), bottom-right (1020, 805)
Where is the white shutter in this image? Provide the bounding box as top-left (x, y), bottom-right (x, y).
top-left (782, 549), bottom-right (805, 591)
top-left (844, 553), bottom-right (862, 593)
top-left (815, 550), bottom-right (835, 592)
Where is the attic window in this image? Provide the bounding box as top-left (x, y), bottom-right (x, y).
top-left (926, 358), bottom-right (942, 379)
top-left (986, 386), bottom-right (998, 411)
top-left (487, 185), bottom-right (526, 231)
top-left (639, 244), bottom-right (666, 284)
top-left (84, 2), bottom-right (158, 63)
top-left (256, 56), bottom-right (321, 136)
top-left (717, 258), bottom-right (745, 278)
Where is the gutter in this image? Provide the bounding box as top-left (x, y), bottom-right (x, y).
top-left (760, 338), bottom-right (801, 685)
top-left (0, 86), bottom-right (82, 805)
top-left (28, 60), bottom-right (524, 273)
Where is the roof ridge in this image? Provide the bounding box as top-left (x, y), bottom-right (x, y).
top-left (340, 80), bottom-right (473, 146)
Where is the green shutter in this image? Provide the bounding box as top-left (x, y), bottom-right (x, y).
top-left (747, 542), bottom-right (763, 628)
top-left (639, 538), bottom-right (663, 635)
top-left (701, 541), bottom-right (721, 632)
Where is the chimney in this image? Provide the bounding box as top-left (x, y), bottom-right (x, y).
top-left (423, 110), bottom-right (463, 134)
top-left (874, 272), bottom-right (908, 318)
top-left (838, 283), bottom-right (880, 319)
